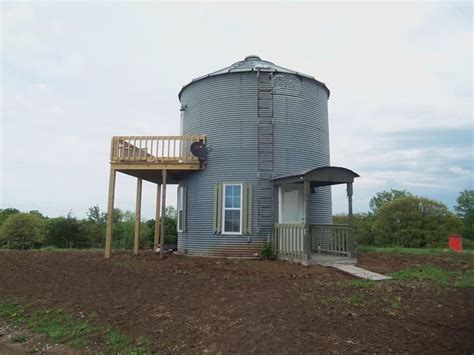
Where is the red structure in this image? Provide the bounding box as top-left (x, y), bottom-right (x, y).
top-left (448, 235), bottom-right (463, 253)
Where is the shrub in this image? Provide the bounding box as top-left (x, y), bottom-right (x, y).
top-left (373, 196), bottom-right (463, 248)
top-left (0, 213), bottom-right (46, 249)
top-left (260, 241), bottom-right (276, 260)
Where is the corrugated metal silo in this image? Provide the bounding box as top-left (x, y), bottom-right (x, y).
top-left (177, 55), bottom-right (332, 257)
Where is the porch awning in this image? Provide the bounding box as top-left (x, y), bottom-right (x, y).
top-left (272, 166), bottom-right (359, 187)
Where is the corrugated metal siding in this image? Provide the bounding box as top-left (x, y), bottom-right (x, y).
top-left (178, 71), bottom-right (331, 257)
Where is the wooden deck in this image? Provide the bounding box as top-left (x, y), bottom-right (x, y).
top-left (105, 135), bottom-right (206, 259)
top-left (110, 135), bottom-right (206, 183)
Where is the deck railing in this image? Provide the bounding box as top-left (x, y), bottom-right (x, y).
top-left (273, 223), bottom-right (353, 259)
top-left (110, 135), bottom-right (206, 163)
top-left (310, 224), bottom-right (351, 257)
top-left (272, 224), bottom-right (305, 259)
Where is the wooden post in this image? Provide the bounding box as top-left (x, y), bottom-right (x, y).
top-left (105, 167), bottom-right (116, 259)
top-left (347, 182), bottom-right (355, 258)
top-left (154, 184), bottom-right (161, 251)
top-left (303, 181), bottom-right (311, 261)
top-left (133, 178), bottom-right (142, 255)
top-left (160, 169), bottom-right (167, 259)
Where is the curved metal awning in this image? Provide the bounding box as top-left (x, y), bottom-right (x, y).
top-left (272, 166), bottom-right (360, 187)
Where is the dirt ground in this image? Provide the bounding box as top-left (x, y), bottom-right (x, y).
top-left (0, 251), bottom-right (473, 354)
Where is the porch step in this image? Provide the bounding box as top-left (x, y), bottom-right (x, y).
top-left (333, 264), bottom-right (392, 281)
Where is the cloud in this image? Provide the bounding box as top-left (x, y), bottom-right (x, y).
top-left (1, 2), bottom-right (472, 218)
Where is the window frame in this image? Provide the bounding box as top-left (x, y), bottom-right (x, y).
top-left (221, 183), bottom-right (243, 235)
top-left (177, 186), bottom-right (184, 233)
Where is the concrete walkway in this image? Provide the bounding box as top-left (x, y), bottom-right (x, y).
top-left (333, 264), bottom-right (392, 281)
top-left (311, 254), bottom-right (391, 281)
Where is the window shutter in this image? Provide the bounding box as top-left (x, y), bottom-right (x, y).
top-left (242, 183), bottom-right (252, 234)
top-left (213, 183), bottom-right (222, 233)
top-left (182, 186), bottom-right (187, 232)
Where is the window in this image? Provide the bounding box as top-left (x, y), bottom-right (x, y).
top-left (213, 182), bottom-right (252, 235)
top-left (222, 184), bottom-right (242, 234)
top-left (177, 186), bottom-right (186, 232)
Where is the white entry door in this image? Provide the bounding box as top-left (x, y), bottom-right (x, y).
top-left (279, 184), bottom-right (305, 223)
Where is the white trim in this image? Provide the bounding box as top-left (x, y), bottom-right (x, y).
top-left (177, 186), bottom-right (184, 232)
top-left (221, 183), bottom-right (243, 235)
top-left (278, 186), bottom-right (283, 223)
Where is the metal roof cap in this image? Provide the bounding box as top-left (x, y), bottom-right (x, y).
top-left (178, 55), bottom-right (330, 99)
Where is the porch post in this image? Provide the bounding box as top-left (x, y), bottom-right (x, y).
top-left (160, 169), bottom-right (167, 259)
top-left (105, 167), bottom-right (116, 259)
top-left (154, 184), bottom-right (161, 251)
top-left (303, 181), bottom-right (311, 261)
top-left (347, 182), bottom-right (355, 258)
top-left (133, 178), bottom-right (142, 255)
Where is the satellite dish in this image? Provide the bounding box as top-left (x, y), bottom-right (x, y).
top-left (190, 141), bottom-right (208, 160)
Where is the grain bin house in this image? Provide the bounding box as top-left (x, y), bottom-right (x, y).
top-left (104, 55), bottom-right (359, 263)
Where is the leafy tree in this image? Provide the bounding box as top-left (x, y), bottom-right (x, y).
top-left (103, 208), bottom-right (126, 224)
top-left (79, 221), bottom-right (105, 248)
top-left (0, 208), bottom-right (20, 227)
top-left (454, 190), bottom-right (474, 239)
top-left (28, 210), bottom-right (45, 218)
top-left (333, 213), bottom-right (376, 245)
top-left (86, 205), bottom-right (106, 224)
top-left (369, 189), bottom-right (413, 213)
top-left (0, 213), bottom-right (46, 249)
top-left (46, 213), bottom-right (85, 248)
top-left (145, 206), bottom-right (178, 246)
top-left (373, 196), bottom-right (462, 247)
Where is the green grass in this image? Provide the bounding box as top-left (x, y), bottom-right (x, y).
top-left (347, 279), bottom-right (380, 289)
top-left (389, 265), bottom-right (474, 288)
top-left (106, 329), bottom-right (148, 354)
top-left (454, 270), bottom-right (474, 288)
top-left (26, 309), bottom-right (96, 348)
top-left (0, 295), bottom-right (150, 353)
top-left (357, 245), bottom-right (474, 255)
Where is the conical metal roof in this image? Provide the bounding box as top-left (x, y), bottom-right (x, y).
top-left (178, 55), bottom-right (330, 99)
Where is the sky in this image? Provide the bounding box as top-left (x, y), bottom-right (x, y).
top-left (1, 1), bottom-right (472, 219)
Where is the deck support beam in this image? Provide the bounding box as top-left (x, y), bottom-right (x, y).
top-left (347, 182), bottom-right (355, 258)
top-left (133, 178), bottom-right (142, 255)
top-left (154, 184), bottom-right (161, 251)
top-left (160, 169), bottom-right (167, 259)
top-left (303, 181), bottom-right (311, 261)
top-left (105, 167), bottom-right (116, 259)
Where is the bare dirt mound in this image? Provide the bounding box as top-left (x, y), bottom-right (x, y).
top-left (0, 251), bottom-right (473, 353)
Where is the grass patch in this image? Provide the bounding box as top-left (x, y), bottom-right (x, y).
top-left (347, 279), bottom-right (380, 289)
top-left (106, 329), bottom-right (148, 354)
top-left (454, 270), bottom-right (474, 288)
top-left (357, 245), bottom-right (474, 255)
top-left (389, 265), bottom-right (474, 288)
top-left (26, 309), bottom-right (95, 348)
top-left (342, 293), bottom-right (365, 305)
top-left (0, 295), bottom-right (150, 353)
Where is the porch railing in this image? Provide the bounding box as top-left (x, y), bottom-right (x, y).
top-left (310, 224), bottom-right (351, 257)
top-left (110, 135), bottom-right (206, 163)
top-left (273, 223), bottom-right (354, 259)
top-left (272, 224), bottom-right (305, 259)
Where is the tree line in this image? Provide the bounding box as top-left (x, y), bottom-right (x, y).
top-left (334, 189), bottom-right (474, 248)
top-left (0, 206), bottom-right (178, 250)
top-left (0, 189), bottom-right (473, 250)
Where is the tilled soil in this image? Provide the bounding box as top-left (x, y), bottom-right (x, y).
top-left (0, 251), bottom-right (473, 354)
